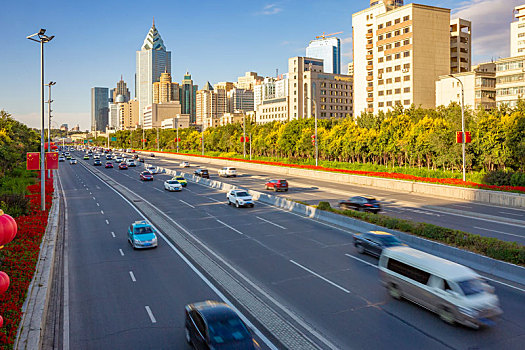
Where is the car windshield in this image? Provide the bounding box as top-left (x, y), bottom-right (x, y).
top-left (376, 235), bottom-right (402, 247)
top-left (208, 317), bottom-right (250, 345)
top-left (176, 177), bottom-right (185, 180)
top-left (134, 226), bottom-right (153, 234)
top-left (229, 168), bottom-right (236, 171)
top-left (142, 172), bottom-right (150, 175)
top-left (457, 278), bottom-right (486, 296)
top-left (167, 181), bottom-right (178, 184)
top-left (236, 191), bottom-right (249, 197)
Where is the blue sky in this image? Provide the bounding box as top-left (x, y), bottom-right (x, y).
top-left (0, 0), bottom-right (519, 130)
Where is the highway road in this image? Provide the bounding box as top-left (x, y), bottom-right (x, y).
top-left (62, 149), bottom-right (525, 349)
top-left (136, 152), bottom-right (525, 245)
top-left (58, 156), bottom-right (274, 349)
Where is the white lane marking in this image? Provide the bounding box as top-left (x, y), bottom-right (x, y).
top-left (256, 216), bottom-right (286, 229)
top-left (216, 220), bottom-right (244, 235)
top-left (473, 226), bottom-right (523, 239)
top-left (105, 219), bottom-right (109, 225)
top-left (301, 192), bottom-right (318, 197)
top-left (290, 260), bottom-right (350, 294)
top-left (145, 306), bottom-right (157, 323)
top-left (208, 197), bottom-right (222, 203)
top-left (111, 231), bottom-right (115, 238)
top-left (345, 253), bottom-right (378, 269)
top-left (76, 162), bottom-right (312, 350)
top-left (499, 211), bottom-right (523, 217)
top-left (96, 203), bottom-right (100, 207)
top-left (57, 174), bottom-right (70, 350)
top-left (450, 204), bottom-right (473, 209)
top-left (179, 199), bottom-right (196, 208)
top-left (100, 210), bottom-right (104, 215)
top-left (92, 196), bottom-right (95, 200)
top-left (119, 249), bottom-right (124, 256)
top-left (129, 271), bottom-right (136, 282)
top-left (154, 188), bottom-right (164, 193)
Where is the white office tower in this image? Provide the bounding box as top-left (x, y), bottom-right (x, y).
top-left (136, 19), bottom-right (171, 126)
top-left (306, 37), bottom-right (341, 74)
top-left (108, 102), bottom-right (119, 129)
top-left (511, 4), bottom-right (525, 56)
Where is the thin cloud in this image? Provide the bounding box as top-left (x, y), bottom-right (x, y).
top-left (341, 36), bottom-right (352, 44)
top-left (452, 0), bottom-right (521, 62)
top-left (259, 4), bottom-right (283, 15)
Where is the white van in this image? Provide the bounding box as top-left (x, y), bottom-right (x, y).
top-left (379, 246), bottom-right (502, 329)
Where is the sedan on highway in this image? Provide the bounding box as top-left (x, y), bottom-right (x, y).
top-left (353, 231), bottom-right (405, 257)
top-left (128, 220), bottom-right (158, 249)
top-left (172, 176), bottom-right (187, 187)
top-left (59, 155), bottom-right (65, 162)
top-left (227, 189), bottom-right (254, 208)
top-left (218, 167), bottom-right (237, 177)
top-left (118, 162), bottom-right (128, 170)
top-left (180, 161), bottom-right (190, 167)
top-left (105, 161), bottom-right (113, 169)
top-left (164, 180), bottom-right (182, 192)
top-left (339, 196), bottom-right (381, 213)
top-left (146, 165), bottom-right (159, 174)
top-left (185, 301), bottom-right (260, 350)
top-left (93, 159), bottom-right (102, 166)
top-left (69, 158), bottom-right (77, 165)
top-left (115, 156), bottom-right (123, 163)
top-left (194, 169), bottom-right (209, 179)
top-left (265, 179), bottom-right (288, 192)
top-left (140, 171), bottom-right (154, 181)
top-left (83, 155), bottom-right (89, 160)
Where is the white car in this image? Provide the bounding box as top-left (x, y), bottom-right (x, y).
top-left (69, 158), bottom-right (77, 164)
top-left (180, 161), bottom-right (190, 168)
top-left (218, 167), bottom-right (237, 177)
top-left (164, 180), bottom-right (182, 192)
top-left (146, 165), bottom-right (158, 174)
top-left (58, 155), bottom-right (66, 162)
top-left (126, 159), bottom-right (136, 167)
top-left (115, 157), bottom-right (123, 163)
top-left (227, 189), bottom-right (254, 208)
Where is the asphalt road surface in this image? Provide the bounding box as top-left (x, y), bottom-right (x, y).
top-left (60, 149), bottom-right (525, 349)
top-left (136, 152), bottom-right (525, 245)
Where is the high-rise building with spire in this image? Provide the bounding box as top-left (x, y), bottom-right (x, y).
top-left (113, 75), bottom-right (131, 103)
top-left (153, 70), bottom-right (179, 103)
top-left (180, 72), bottom-right (198, 123)
top-left (136, 18), bottom-right (171, 125)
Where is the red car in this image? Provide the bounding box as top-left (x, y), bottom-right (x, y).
top-left (265, 179), bottom-right (288, 192)
top-left (105, 161), bottom-right (113, 168)
top-left (140, 171), bottom-right (153, 181)
top-left (118, 162), bottom-right (128, 170)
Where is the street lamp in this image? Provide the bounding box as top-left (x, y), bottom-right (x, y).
top-left (45, 81), bottom-right (56, 178)
top-left (27, 29), bottom-right (54, 211)
top-left (449, 74), bottom-right (466, 182)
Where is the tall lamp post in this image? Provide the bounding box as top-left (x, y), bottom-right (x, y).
top-left (45, 81), bottom-right (56, 178)
top-left (27, 29), bottom-right (54, 211)
top-left (449, 75), bottom-right (466, 182)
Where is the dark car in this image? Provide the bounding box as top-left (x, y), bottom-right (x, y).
top-left (140, 171), bottom-right (153, 181)
top-left (353, 231), bottom-right (405, 257)
top-left (93, 159), bottom-right (102, 166)
top-left (185, 301), bottom-right (260, 350)
top-left (338, 195), bottom-right (381, 213)
top-left (150, 153), bottom-right (155, 157)
top-left (139, 157), bottom-right (145, 163)
top-left (133, 154), bottom-right (138, 159)
top-left (105, 161), bottom-right (113, 168)
top-left (194, 169), bottom-right (210, 179)
top-left (118, 162), bottom-right (128, 170)
top-left (265, 179), bottom-right (288, 192)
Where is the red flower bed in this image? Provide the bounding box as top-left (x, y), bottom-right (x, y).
top-left (0, 174), bottom-right (54, 348)
top-left (141, 149), bottom-right (525, 194)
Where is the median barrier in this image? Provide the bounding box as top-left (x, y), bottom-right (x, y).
top-left (157, 164), bottom-right (525, 286)
top-left (144, 151), bottom-right (525, 208)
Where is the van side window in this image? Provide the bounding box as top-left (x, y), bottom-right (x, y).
top-left (387, 258), bottom-right (430, 285)
top-left (444, 280), bottom-right (452, 291)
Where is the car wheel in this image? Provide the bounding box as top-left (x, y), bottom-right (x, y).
top-left (235, 201), bottom-right (239, 208)
top-left (356, 243), bottom-right (365, 254)
top-left (439, 307), bottom-right (455, 325)
top-left (185, 326), bottom-right (191, 344)
top-left (285, 189), bottom-right (288, 192)
top-left (227, 199), bottom-right (231, 205)
top-left (388, 284), bottom-right (402, 300)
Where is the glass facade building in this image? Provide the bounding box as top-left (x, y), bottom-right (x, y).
top-left (91, 87), bottom-right (109, 131)
top-left (306, 37), bottom-right (341, 74)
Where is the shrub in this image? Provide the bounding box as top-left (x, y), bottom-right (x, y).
top-left (317, 201), bottom-right (332, 210)
top-left (0, 194), bottom-right (30, 217)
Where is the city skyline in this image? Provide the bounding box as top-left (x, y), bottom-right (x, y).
top-left (0, 0), bottom-right (521, 130)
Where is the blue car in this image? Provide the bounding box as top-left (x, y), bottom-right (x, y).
top-left (128, 220), bottom-right (158, 249)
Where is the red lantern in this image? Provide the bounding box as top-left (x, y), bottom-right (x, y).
top-left (0, 271), bottom-right (9, 294)
top-left (0, 210), bottom-right (17, 246)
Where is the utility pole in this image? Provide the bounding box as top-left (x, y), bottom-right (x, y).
top-left (142, 128), bottom-right (145, 149)
top-left (45, 81), bottom-right (56, 178)
top-left (449, 75), bottom-right (466, 182)
top-left (156, 127), bottom-right (159, 150)
top-left (243, 114), bottom-right (246, 158)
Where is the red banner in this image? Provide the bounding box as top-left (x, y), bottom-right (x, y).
top-left (26, 152), bottom-right (40, 170)
top-left (45, 152), bottom-right (59, 170)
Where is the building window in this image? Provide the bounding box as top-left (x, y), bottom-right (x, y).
top-left (386, 55), bottom-right (392, 61)
top-left (386, 44), bottom-right (392, 49)
top-left (403, 63), bottom-right (410, 69)
top-left (386, 78), bottom-right (392, 84)
top-left (395, 65), bottom-right (401, 71)
top-left (404, 99), bottom-right (410, 105)
top-left (378, 35), bottom-right (384, 41)
top-left (395, 18), bottom-right (400, 24)
top-left (378, 24), bottom-right (384, 30)
top-left (404, 87), bottom-right (410, 93)
top-left (368, 28), bottom-right (373, 34)
top-left (378, 68), bottom-right (384, 74)
top-left (378, 80), bottom-right (384, 85)
top-left (386, 33), bottom-right (392, 38)
top-left (387, 101), bottom-right (392, 107)
top-left (378, 46), bottom-right (384, 52)
top-left (403, 15), bottom-right (410, 21)
top-left (403, 39), bottom-right (410, 46)
top-left (404, 27), bottom-right (410, 34)
top-left (404, 51), bottom-right (411, 57)
top-left (386, 67), bottom-right (392, 72)
top-left (395, 30), bottom-right (400, 36)
top-left (395, 77), bottom-right (401, 82)
top-left (395, 53), bottom-right (401, 59)
top-left (395, 88), bottom-right (401, 94)
top-left (378, 90), bottom-right (384, 96)
top-left (395, 41), bottom-right (401, 47)
top-left (386, 89), bottom-right (392, 95)
top-left (386, 21), bottom-right (392, 26)
top-left (379, 57), bottom-right (384, 63)
top-left (378, 102), bottom-right (384, 107)
top-left (404, 75), bottom-right (411, 81)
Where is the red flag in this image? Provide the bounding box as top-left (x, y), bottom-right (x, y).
top-left (26, 152), bottom-right (40, 170)
top-left (465, 131), bottom-right (472, 143)
top-left (45, 152), bottom-right (59, 170)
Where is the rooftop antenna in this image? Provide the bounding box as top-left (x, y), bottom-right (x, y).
top-left (153, 16), bottom-right (155, 27)
top-left (276, 68), bottom-right (278, 78)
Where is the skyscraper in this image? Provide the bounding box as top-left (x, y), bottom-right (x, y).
top-left (153, 71), bottom-right (179, 103)
top-left (306, 37), bottom-right (341, 74)
top-left (91, 87), bottom-right (109, 132)
top-left (112, 75), bottom-right (131, 102)
top-left (180, 72), bottom-right (197, 123)
top-left (136, 19), bottom-right (171, 125)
